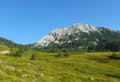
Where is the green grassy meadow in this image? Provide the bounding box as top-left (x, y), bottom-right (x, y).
top-left (0, 51), bottom-right (120, 82)
top-left (0, 45), bottom-right (10, 51)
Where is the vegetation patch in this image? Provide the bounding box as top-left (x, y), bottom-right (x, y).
top-left (0, 51), bottom-right (120, 82)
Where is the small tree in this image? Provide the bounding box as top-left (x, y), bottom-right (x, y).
top-left (63, 52), bottom-right (70, 57)
top-left (30, 54), bottom-right (36, 60)
top-left (14, 47), bottom-right (24, 57)
top-left (109, 51), bottom-right (117, 59)
top-left (56, 51), bottom-right (62, 57)
top-left (9, 48), bottom-right (17, 56)
top-left (9, 48), bottom-right (22, 57)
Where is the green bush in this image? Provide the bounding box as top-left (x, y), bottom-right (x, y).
top-left (109, 52), bottom-right (117, 59)
top-left (63, 52), bottom-right (70, 57)
top-left (30, 54), bottom-right (36, 60)
top-left (56, 51), bottom-right (62, 57)
top-left (56, 52), bottom-right (70, 58)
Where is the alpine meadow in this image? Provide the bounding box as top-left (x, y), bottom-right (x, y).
top-left (0, 0), bottom-right (120, 82)
top-left (0, 23), bottom-right (120, 82)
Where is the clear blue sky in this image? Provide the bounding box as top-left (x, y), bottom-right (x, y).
top-left (0, 0), bottom-right (120, 44)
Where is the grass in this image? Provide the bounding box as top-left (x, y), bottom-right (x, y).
top-left (0, 45), bottom-right (9, 51)
top-left (0, 51), bottom-right (120, 82)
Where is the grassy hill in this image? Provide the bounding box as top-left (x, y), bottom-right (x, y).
top-left (0, 51), bottom-right (120, 82)
top-left (0, 45), bottom-right (9, 51)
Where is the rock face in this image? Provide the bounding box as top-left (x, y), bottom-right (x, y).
top-left (34, 23), bottom-right (120, 51)
top-left (34, 23), bottom-right (99, 48)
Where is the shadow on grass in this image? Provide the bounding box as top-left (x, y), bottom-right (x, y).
top-left (98, 56), bottom-right (120, 63)
top-left (88, 53), bottom-right (120, 63)
top-left (108, 56), bottom-right (120, 60)
top-left (105, 74), bottom-right (120, 79)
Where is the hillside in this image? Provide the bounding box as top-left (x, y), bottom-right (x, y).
top-left (34, 23), bottom-right (120, 52)
top-left (0, 36), bottom-right (31, 54)
top-left (0, 45), bottom-right (10, 54)
top-left (0, 37), bottom-right (17, 48)
top-left (0, 51), bottom-right (120, 82)
top-left (0, 45), bottom-right (9, 51)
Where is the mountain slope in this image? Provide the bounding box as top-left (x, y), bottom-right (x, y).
top-left (0, 37), bottom-right (18, 48)
top-left (34, 23), bottom-right (120, 51)
top-left (34, 23), bottom-right (98, 47)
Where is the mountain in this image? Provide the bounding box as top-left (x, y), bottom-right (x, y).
top-left (34, 23), bottom-right (120, 52)
top-left (34, 23), bottom-right (98, 47)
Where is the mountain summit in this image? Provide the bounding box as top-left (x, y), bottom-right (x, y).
top-left (34, 23), bottom-right (120, 51)
top-left (34, 23), bottom-right (99, 47)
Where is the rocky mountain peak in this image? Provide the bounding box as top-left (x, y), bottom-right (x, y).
top-left (34, 23), bottom-right (99, 48)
